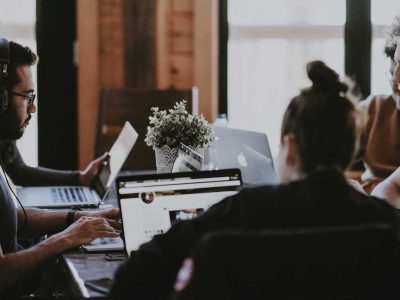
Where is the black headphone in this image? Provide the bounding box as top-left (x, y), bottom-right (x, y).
top-left (0, 38), bottom-right (10, 115)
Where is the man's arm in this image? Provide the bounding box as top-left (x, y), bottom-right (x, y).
top-left (17, 207), bottom-right (121, 238)
top-left (371, 167), bottom-right (400, 208)
top-left (0, 215), bottom-right (119, 291)
top-left (4, 141), bottom-right (108, 186)
top-left (5, 145), bottom-right (80, 186)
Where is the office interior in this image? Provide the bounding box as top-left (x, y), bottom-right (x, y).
top-left (1, 0), bottom-right (395, 171)
top-left (1, 0), bottom-right (400, 297)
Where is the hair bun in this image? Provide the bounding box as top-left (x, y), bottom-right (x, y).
top-left (306, 60), bottom-right (347, 94)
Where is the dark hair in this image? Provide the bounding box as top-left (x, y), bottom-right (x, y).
top-left (1, 41), bottom-right (38, 90)
top-left (384, 14), bottom-right (400, 59)
top-left (281, 60), bottom-right (357, 173)
top-left (384, 46), bottom-right (395, 60)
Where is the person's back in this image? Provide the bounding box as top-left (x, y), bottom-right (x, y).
top-left (236, 169), bottom-right (397, 230)
top-left (110, 61), bottom-right (400, 300)
top-left (111, 171), bottom-right (399, 300)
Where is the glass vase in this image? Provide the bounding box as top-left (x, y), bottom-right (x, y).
top-left (154, 145), bottom-right (179, 173)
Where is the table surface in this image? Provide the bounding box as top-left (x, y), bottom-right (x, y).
top-left (63, 252), bottom-right (125, 298)
top-left (60, 172), bottom-right (142, 299)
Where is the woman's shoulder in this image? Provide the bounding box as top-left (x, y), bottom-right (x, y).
top-left (358, 94), bottom-right (393, 111)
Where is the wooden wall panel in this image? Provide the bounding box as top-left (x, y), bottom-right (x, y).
top-left (193, 0), bottom-right (219, 121)
top-left (156, 0), bottom-right (194, 90)
top-left (169, 54), bottom-right (193, 88)
top-left (155, 0), bottom-right (218, 121)
top-left (172, 0), bottom-right (193, 12)
top-left (156, 0), bottom-right (171, 89)
top-left (125, 0), bottom-right (158, 87)
top-left (78, 0), bottom-right (218, 167)
top-left (99, 0), bottom-right (125, 88)
top-left (77, 0), bottom-right (99, 168)
top-left (78, 0), bottom-right (125, 168)
top-left (171, 13), bottom-right (193, 54)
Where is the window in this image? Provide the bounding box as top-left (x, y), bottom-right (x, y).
top-left (0, 0), bottom-right (37, 166)
top-left (227, 0), bottom-right (346, 158)
top-left (227, 1), bottom-right (400, 159)
top-left (371, 0), bottom-right (399, 95)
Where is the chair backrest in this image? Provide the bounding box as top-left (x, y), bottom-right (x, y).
top-left (95, 87), bottom-right (198, 171)
top-left (173, 223), bottom-right (400, 300)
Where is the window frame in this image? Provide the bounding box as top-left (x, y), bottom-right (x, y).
top-left (219, 0), bottom-right (378, 113)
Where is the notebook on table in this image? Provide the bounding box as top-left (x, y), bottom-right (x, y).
top-left (116, 169), bottom-right (242, 256)
top-left (211, 125), bottom-right (277, 185)
top-left (16, 122), bottom-right (138, 208)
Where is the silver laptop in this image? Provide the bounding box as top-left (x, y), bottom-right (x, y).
top-left (211, 125), bottom-right (277, 185)
top-left (17, 122), bottom-right (138, 208)
top-left (117, 169), bottom-right (242, 256)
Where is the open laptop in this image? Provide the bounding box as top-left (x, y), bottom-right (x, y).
top-left (17, 122), bottom-right (138, 208)
top-left (116, 169), bottom-right (242, 256)
top-left (211, 125), bottom-right (277, 185)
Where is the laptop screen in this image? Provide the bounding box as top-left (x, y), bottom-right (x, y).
top-left (117, 169), bottom-right (242, 255)
top-left (92, 122), bottom-right (138, 199)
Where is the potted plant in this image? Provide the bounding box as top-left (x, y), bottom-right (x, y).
top-left (145, 100), bottom-right (214, 172)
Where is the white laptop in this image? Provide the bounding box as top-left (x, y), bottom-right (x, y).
top-left (116, 169), bottom-right (242, 256)
top-left (17, 122), bottom-right (138, 208)
top-left (211, 125), bottom-right (277, 185)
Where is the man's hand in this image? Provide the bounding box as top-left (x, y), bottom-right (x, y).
top-left (371, 167), bottom-right (400, 208)
top-left (76, 208), bottom-right (121, 230)
top-left (79, 152), bottom-right (109, 186)
top-left (61, 216), bottom-right (119, 248)
top-left (347, 178), bottom-right (367, 195)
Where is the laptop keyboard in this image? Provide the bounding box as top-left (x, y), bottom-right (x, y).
top-left (51, 187), bottom-right (88, 203)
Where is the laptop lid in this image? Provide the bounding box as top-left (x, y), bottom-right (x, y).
top-left (241, 145), bottom-right (277, 185)
top-left (211, 125), bottom-right (276, 185)
top-left (117, 169), bottom-right (242, 256)
top-left (92, 121), bottom-right (138, 199)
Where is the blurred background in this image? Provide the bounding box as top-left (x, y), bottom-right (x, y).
top-left (0, 0), bottom-right (397, 168)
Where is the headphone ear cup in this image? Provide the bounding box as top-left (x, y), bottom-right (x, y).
top-left (0, 86), bottom-right (8, 114)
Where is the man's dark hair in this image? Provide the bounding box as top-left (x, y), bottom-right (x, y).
top-left (281, 60), bottom-right (357, 173)
top-left (1, 41), bottom-right (38, 90)
top-left (384, 14), bottom-right (400, 61)
top-left (384, 46), bottom-right (396, 60)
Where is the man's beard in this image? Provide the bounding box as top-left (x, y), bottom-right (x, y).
top-left (0, 106), bottom-right (27, 140)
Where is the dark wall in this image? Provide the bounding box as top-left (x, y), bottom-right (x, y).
top-left (36, 0), bottom-right (77, 169)
top-left (219, 0), bottom-right (228, 115)
top-left (345, 0), bottom-right (372, 98)
top-left (124, 0), bottom-right (157, 88)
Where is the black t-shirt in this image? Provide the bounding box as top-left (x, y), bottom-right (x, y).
top-left (0, 172), bottom-right (18, 254)
top-left (110, 169), bottom-right (400, 300)
top-left (0, 171), bottom-right (20, 299)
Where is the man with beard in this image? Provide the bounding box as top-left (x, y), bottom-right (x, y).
top-left (0, 39), bottom-right (121, 299)
top-left (0, 42), bottom-right (107, 187)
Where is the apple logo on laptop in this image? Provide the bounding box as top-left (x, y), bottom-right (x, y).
top-left (237, 152), bottom-right (248, 168)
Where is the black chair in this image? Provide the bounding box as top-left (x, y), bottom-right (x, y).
top-left (173, 223), bottom-right (400, 300)
top-left (95, 87), bottom-right (198, 171)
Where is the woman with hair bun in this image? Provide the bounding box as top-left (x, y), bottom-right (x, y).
top-left (111, 61), bottom-right (400, 300)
